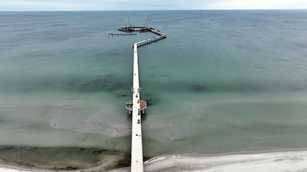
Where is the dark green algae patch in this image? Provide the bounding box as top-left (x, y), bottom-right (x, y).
top-left (0, 146), bottom-right (131, 171)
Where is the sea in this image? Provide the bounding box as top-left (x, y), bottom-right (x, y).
top-left (1, 10), bottom-right (307, 171)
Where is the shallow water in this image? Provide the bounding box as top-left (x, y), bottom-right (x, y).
top-left (1, 11), bottom-right (307, 158)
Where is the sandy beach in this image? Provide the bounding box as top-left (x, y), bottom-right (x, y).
top-left (2, 149), bottom-right (307, 172)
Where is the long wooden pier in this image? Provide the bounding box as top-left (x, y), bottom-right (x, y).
top-left (131, 42), bottom-right (143, 172)
top-left (120, 26), bottom-right (167, 172)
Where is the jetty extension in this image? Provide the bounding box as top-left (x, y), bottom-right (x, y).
top-left (121, 26), bottom-right (167, 172)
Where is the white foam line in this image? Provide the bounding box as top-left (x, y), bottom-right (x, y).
top-left (144, 150), bottom-right (307, 172)
top-left (0, 168), bottom-right (30, 172)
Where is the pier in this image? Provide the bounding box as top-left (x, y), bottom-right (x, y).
top-left (120, 26), bottom-right (167, 172)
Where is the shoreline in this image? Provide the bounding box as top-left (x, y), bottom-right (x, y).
top-left (142, 148), bottom-right (307, 172)
top-left (1, 146), bottom-right (307, 171)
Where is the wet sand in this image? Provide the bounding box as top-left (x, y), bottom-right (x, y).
top-left (111, 149), bottom-right (307, 172)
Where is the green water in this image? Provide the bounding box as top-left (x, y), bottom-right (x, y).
top-left (1, 11), bottom-right (307, 157)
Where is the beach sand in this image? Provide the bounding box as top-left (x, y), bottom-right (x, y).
top-left (2, 148), bottom-right (307, 172)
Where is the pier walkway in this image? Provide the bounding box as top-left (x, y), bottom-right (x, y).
top-left (131, 43), bottom-right (143, 172)
top-left (120, 26), bottom-right (167, 172)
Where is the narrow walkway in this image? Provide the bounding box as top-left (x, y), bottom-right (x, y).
top-left (131, 43), bottom-right (143, 172)
top-left (120, 26), bottom-right (167, 172)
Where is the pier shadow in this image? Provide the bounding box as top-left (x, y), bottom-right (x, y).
top-left (126, 109), bottom-right (148, 121)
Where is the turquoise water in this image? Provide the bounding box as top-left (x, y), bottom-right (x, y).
top-left (1, 11), bottom-right (307, 157)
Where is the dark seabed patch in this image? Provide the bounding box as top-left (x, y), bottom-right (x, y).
top-left (191, 84), bottom-right (208, 92)
top-left (66, 74), bottom-right (128, 92)
top-left (0, 146), bottom-right (131, 171)
top-left (0, 74), bottom-right (130, 94)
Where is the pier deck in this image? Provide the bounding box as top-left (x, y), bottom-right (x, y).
top-left (120, 26), bottom-right (167, 172)
top-left (131, 43), bottom-right (143, 172)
